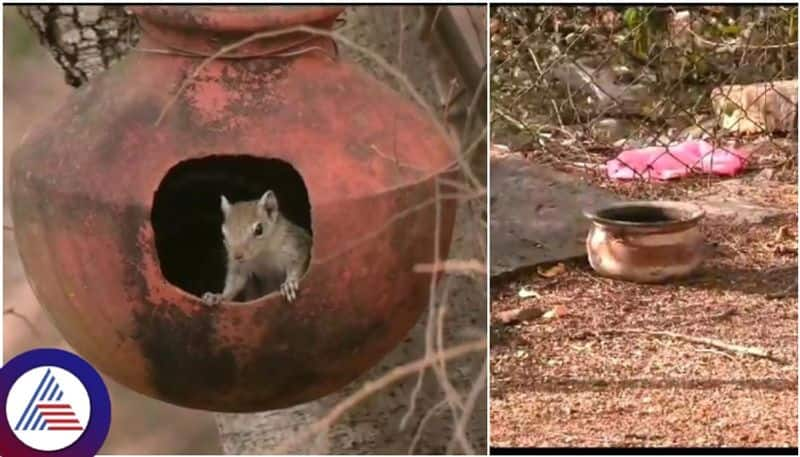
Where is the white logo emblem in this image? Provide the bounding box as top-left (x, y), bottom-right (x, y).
top-left (5, 366), bottom-right (91, 451)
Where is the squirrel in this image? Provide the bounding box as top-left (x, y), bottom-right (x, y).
top-left (201, 190), bottom-right (312, 306)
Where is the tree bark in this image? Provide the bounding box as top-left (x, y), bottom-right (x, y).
top-left (16, 5), bottom-right (139, 87)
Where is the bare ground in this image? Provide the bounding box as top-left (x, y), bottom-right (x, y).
top-left (490, 152), bottom-right (798, 447)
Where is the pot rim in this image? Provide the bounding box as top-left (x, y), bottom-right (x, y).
top-left (583, 200), bottom-right (705, 229)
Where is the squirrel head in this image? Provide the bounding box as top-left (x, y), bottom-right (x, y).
top-left (219, 190), bottom-right (280, 264)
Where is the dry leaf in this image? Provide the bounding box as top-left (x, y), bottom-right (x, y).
top-left (496, 306), bottom-right (545, 325)
top-left (542, 305), bottom-right (568, 320)
top-left (518, 286), bottom-right (540, 299)
top-left (775, 225), bottom-right (790, 243)
top-left (773, 243), bottom-right (797, 255)
top-left (538, 262), bottom-right (566, 278)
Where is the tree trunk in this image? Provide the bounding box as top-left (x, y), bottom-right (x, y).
top-left (17, 5), bottom-right (139, 87)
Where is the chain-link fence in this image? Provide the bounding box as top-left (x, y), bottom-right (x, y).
top-left (491, 6), bottom-right (798, 199)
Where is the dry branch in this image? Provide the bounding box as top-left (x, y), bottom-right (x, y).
top-left (413, 259), bottom-right (486, 276)
top-left (271, 338), bottom-right (486, 453)
top-left (408, 399), bottom-right (448, 453)
top-left (593, 328), bottom-right (790, 364)
top-left (152, 24), bottom-right (485, 192)
top-left (4, 308), bottom-right (41, 337)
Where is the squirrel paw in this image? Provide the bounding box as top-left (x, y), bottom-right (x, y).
top-left (202, 292), bottom-right (223, 306)
top-left (280, 280), bottom-right (299, 302)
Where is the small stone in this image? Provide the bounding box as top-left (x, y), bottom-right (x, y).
top-left (590, 118), bottom-right (631, 143)
top-left (58, 6), bottom-right (75, 15)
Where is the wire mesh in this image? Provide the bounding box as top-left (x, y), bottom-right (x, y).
top-left (491, 5), bottom-right (798, 200)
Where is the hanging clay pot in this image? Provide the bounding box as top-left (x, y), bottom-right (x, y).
top-left (10, 6), bottom-right (458, 412)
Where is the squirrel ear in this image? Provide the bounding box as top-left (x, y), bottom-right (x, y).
top-left (220, 195), bottom-right (231, 216)
top-left (258, 190), bottom-right (278, 218)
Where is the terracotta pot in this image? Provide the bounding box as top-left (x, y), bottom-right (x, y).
top-left (584, 201), bottom-right (706, 283)
top-left (10, 6), bottom-right (457, 412)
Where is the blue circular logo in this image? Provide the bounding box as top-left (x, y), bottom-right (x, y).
top-left (0, 349), bottom-right (111, 457)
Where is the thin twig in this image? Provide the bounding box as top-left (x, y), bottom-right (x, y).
top-left (154, 24), bottom-right (483, 191)
top-left (270, 338), bottom-right (486, 453)
top-left (442, 78), bottom-right (460, 125)
top-left (695, 348), bottom-right (737, 361)
top-left (310, 190), bottom-right (479, 265)
top-left (370, 144), bottom-right (424, 172)
top-left (593, 328), bottom-right (789, 364)
top-left (493, 106), bottom-right (529, 132)
top-left (684, 21), bottom-right (797, 50)
top-left (412, 259), bottom-right (486, 276)
top-left (527, 47), bottom-right (543, 76)
top-left (766, 285), bottom-right (796, 300)
top-left (432, 277), bottom-right (470, 450)
top-left (408, 399), bottom-right (448, 454)
top-left (447, 357), bottom-right (486, 454)
top-left (4, 308), bottom-right (40, 337)
top-left (398, 7), bottom-right (405, 69)
top-left (401, 179), bottom-right (449, 432)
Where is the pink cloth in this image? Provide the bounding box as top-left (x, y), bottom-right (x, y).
top-left (607, 140), bottom-right (747, 180)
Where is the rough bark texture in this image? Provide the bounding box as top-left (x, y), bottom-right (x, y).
top-left (16, 5), bottom-right (139, 87)
top-left (19, 5), bottom-right (487, 454)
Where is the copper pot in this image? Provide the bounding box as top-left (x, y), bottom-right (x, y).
top-left (584, 201), bottom-right (706, 283)
top-left (10, 6), bottom-right (457, 412)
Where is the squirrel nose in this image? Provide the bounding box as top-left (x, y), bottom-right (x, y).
top-left (234, 252), bottom-right (244, 261)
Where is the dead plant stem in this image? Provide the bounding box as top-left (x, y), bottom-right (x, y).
top-left (271, 338), bottom-right (486, 453)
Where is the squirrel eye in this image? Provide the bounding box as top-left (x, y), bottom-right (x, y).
top-left (253, 223), bottom-right (263, 237)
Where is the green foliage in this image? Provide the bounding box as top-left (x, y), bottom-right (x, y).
top-left (718, 23), bottom-right (742, 38)
top-left (621, 7), bottom-right (670, 61)
top-left (623, 7), bottom-right (650, 59)
top-left (491, 5), bottom-right (797, 138)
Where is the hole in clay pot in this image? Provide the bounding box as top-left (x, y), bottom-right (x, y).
top-left (596, 205), bottom-right (686, 223)
top-left (151, 155), bottom-right (312, 300)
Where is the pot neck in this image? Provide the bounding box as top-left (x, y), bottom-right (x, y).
top-left (130, 6), bottom-right (344, 58)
